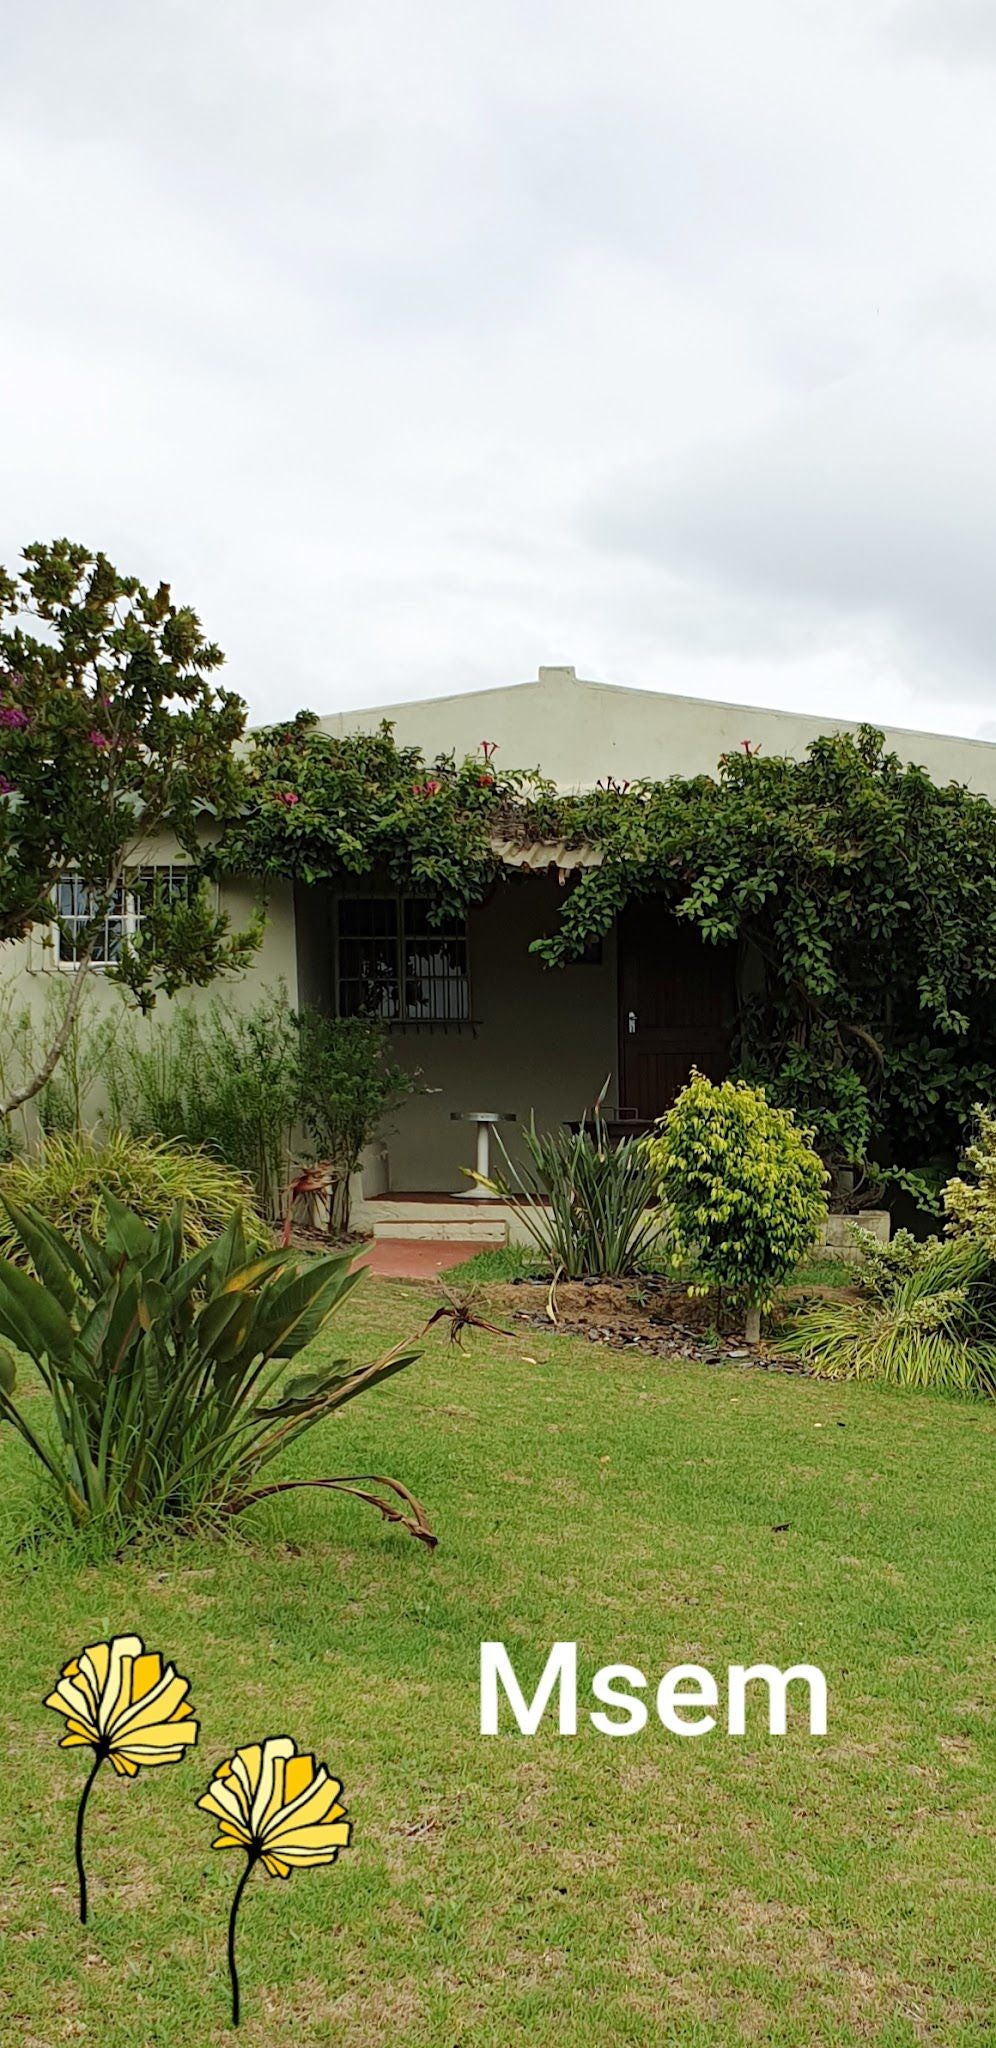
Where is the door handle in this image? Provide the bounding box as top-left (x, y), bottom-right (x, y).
top-left (627, 1010), bottom-right (637, 1034)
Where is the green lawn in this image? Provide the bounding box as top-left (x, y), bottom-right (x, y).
top-left (1, 1276), bottom-right (994, 2046)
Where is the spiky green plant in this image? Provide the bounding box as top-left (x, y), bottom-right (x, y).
top-left (0, 1194), bottom-right (431, 1543)
top-left (777, 1234), bottom-right (996, 1397)
top-left (0, 1131), bottom-right (270, 1264)
top-left (478, 1113), bottom-right (665, 1278)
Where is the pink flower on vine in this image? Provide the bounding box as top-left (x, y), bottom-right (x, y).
top-left (0, 774), bottom-right (14, 796)
top-left (0, 705), bottom-right (29, 729)
top-left (424, 778), bottom-right (441, 795)
top-left (277, 789), bottom-right (300, 806)
top-left (88, 729), bottom-right (110, 749)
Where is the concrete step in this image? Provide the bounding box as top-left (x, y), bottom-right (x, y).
top-left (354, 1195), bottom-right (514, 1244)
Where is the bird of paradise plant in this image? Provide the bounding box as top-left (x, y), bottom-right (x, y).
top-left (0, 1193), bottom-right (433, 1546)
top-left (199, 1736), bottom-right (351, 2025)
top-left (44, 1633), bottom-right (198, 1922)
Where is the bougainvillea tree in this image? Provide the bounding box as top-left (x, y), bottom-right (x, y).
top-left (0, 540), bottom-right (259, 1114)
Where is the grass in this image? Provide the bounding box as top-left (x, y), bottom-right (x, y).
top-left (446, 1244), bottom-right (858, 1290)
top-left (1, 1275), bottom-right (993, 2045)
top-left (445, 1243), bottom-right (545, 1283)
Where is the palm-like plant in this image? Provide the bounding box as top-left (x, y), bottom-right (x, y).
top-left (0, 1195), bottom-right (432, 1543)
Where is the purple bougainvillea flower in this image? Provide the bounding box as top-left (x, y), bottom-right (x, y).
top-left (0, 705), bottom-right (29, 729)
top-left (87, 729), bottom-right (110, 748)
top-left (0, 775), bottom-right (14, 796)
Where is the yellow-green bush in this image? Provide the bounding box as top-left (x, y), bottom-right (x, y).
top-left (943, 1105), bottom-right (996, 1255)
top-left (647, 1072), bottom-right (828, 1337)
top-left (0, 1131), bottom-right (270, 1266)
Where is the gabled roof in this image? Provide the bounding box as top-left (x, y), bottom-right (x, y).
top-left (313, 665), bottom-right (996, 799)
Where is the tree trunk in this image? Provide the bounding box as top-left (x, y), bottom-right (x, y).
top-left (0, 953), bottom-right (94, 1116)
top-left (744, 1302), bottom-right (761, 1346)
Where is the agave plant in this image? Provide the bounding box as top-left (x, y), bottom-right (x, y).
top-left (477, 1110), bottom-right (665, 1278)
top-left (0, 1194), bottom-right (433, 1543)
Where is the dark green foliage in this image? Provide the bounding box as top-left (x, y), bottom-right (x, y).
top-left (0, 1195), bottom-right (430, 1542)
top-left (0, 540), bottom-right (260, 1115)
top-left (214, 714), bottom-right (538, 923)
top-left (294, 1011), bottom-right (419, 1234)
top-left (107, 994), bottom-right (416, 1228)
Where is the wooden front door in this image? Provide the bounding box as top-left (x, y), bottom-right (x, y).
top-left (619, 900), bottom-right (736, 1119)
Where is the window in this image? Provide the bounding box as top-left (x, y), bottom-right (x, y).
top-left (54, 865), bottom-right (194, 966)
top-left (337, 896), bottom-right (470, 1025)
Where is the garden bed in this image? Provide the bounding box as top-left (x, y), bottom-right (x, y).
top-left (485, 1273), bottom-right (855, 1369)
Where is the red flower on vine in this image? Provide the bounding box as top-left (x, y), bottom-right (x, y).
top-left (478, 774), bottom-right (494, 787)
top-left (277, 789), bottom-right (300, 806)
top-left (479, 740), bottom-right (498, 762)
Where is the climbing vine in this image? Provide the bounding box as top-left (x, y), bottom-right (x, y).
top-left (215, 715), bottom-right (996, 1168)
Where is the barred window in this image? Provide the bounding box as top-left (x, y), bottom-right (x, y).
top-left (337, 896), bottom-right (470, 1025)
top-left (54, 865), bottom-right (194, 965)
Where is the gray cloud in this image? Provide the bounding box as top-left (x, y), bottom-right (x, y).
top-left (889, 0), bottom-right (996, 63)
top-left (590, 331), bottom-right (996, 691)
top-left (1, 0), bottom-right (995, 742)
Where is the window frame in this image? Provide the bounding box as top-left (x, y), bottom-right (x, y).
top-left (333, 891), bottom-right (473, 1030)
top-left (51, 864), bottom-right (199, 969)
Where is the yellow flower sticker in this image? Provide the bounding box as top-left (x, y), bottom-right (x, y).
top-left (44, 1633), bottom-right (198, 1922)
top-left (198, 1736), bottom-right (351, 2024)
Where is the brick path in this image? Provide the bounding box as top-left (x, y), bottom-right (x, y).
top-left (356, 1239), bottom-right (484, 1279)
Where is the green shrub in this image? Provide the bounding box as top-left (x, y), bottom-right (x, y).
top-left (777, 1235), bottom-right (996, 1397)
top-left (646, 1072), bottom-right (829, 1340)
top-left (0, 1195), bottom-right (431, 1544)
top-left (480, 1113), bottom-right (666, 1278)
top-left (108, 990), bottom-right (299, 1218)
top-left (294, 1012), bottom-right (419, 1235)
top-left (943, 1105), bottom-right (996, 1255)
top-left (850, 1226), bottom-right (946, 1299)
top-left (0, 1131), bottom-right (270, 1263)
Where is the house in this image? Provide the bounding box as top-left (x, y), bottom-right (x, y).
top-left (294, 667), bottom-right (996, 1200)
top-left (8, 666), bottom-right (996, 1214)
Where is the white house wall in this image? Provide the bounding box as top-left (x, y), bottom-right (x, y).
top-left (317, 665), bottom-right (996, 799)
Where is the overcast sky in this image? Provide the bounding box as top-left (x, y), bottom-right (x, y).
top-left (3, 0), bottom-right (996, 739)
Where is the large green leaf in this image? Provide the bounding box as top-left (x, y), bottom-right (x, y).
top-left (0, 1339), bottom-right (17, 1394)
top-left (0, 1259), bottom-right (75, 1363)
top-left (248, 1258), bottom-right (365, 1361)
top-left (0, 1198), bottom-right (91, 1309)
top-left (101, 1190), bottom-right (157, 1262)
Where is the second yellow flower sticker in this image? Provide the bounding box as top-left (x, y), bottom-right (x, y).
top-left (199, 1735), bottom-right (351, 2025)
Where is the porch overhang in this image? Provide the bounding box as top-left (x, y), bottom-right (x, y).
top-left (490, 837), bottom-right (603, 883)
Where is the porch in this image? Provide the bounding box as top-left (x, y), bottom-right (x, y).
top-left (295, 868), bottom-right (742, 1197)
